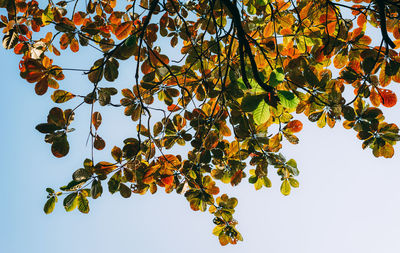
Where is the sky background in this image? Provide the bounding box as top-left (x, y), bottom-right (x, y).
top-left (2, 4), bottom-right (400, 253)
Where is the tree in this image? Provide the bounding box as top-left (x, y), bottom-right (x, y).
top-left (1, 0), bottom-right (400, 245)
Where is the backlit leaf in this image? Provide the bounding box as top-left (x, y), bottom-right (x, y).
top-left (115, 22), bottom-right (133, 40)
top-left (92, 112), bottom-right (102, 130)
top-left (63, 192), bottom-right (78, 212)
top-left (43, 196), bottom-right (56, 214)
top-left (51, 90), bottom-right (75, 103)
top-left (280, 179), bottom-right (291, 196)
top-left (277, 90), bottom-right (299, 108)
top-left (253, 99), bottom-right (270, 125)
top-left (77, 192), bottom-right (90, 213)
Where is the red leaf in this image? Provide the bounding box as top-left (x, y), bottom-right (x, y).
top-left (380, 89), bottom-right (397, 108)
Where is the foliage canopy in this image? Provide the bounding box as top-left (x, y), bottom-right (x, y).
top-left (2, 0), bottom-right (400, 245)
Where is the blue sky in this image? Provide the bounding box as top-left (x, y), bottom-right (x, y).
top-left (2, 7), bottom-right (400, 253)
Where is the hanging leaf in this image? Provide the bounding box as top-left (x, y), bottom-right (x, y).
top-left (77, 192), bottom-right (90, 213)
top-left (91, 179), bottom-right (103, 199)
top-left (94, 135), bottom-right (106, 150)
top-left (280, 179), bottom-right (291, 196)
top-left (51, 135), bottom-right (69, 158)
top-left (92, 112), bottom-right (102, 130)
top-left (43, 196), bottom-right (56, 214)
top-left (63, 192), bottom-right (78, 212)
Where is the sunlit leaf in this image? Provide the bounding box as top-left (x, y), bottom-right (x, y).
top-left (51, 90), bottom-right (75, 103)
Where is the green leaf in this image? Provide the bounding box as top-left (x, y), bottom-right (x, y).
top-left (44, 196), bottom-right (57, 214)
top-left (253, 99), bottom-right (270, 124)
top-left (262, 177), bottom-right (272, 188)
top-left (51, 90), bottom-right (75, 103)
top-left (277, 90), bottom-right (299, 109)
top-left (248, 176), bottom-right (257, 184)
top-left (125, 35), bottom-right (137, 47)
top-left (289, 178), bottom-right (299, 188)
top-left (77, 192), bottom-right (90, 213)
top-left (241, 95), bottom-right (263, 112)
top-left (63, 192), bottom-right (78, 212)
top-left (108, 172), bottom-right (121, 194)
top-left (60, 180), bottom-right (85, 191)
top-left (280, 180), bottom-right (291, 196)
top-left (46, 188), bottom-right (54, 194)
top-left (269, 67), bottom-right (285, 87)
top-left (41, 5), bottom-right (54, 24)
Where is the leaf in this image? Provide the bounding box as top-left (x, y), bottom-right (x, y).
top-left (72, 168), bottom-right (92, 182)
top-left (252, 99), bottom-right (270, 125)
top-left (277, 90), bottom-right (299, 108)
top-left (111, 146), bottom-right (122, 162)
top-left (308, 111), bottom-right (323, 122)
top-left (91, 179), bottom-right (103, 199)
top-left (108, 172), bottom-right (121, 194)
top-left (51, 135), bottom-right (69, 158)
top-left (94, 161), bottom-right (117, 175)
top-left (380, 89), bottom-right (397, 108)
top-left (88, 59), bottom-right (104, 83)
top-left (269, 67), bottom-right (285, 87)
top-left (94, 135), bottom-right (106, 150)
top-left (119, 183), bottom-right (132, 198)
top-left (104, 58), bottom-right (119, 82)
top-left (2, 29), bottom-right (18, 49)
top-left (280, 179), bottom-right (291, 196)
top-left (51, 90), bottom-right (75, 103)
top-left (286, 120), bottom-right (303, 133)
top-left (63, 192), bottom-right (78, 212)
top-left (41, 5), bottom-right (54, 24)
top-left (43, 196), bottom-right (56, 214)
top-left (204, 131), bottom-right (219, 150)
top-left (35, 123), bottom-right (61, 133)
top-left (115, 21), bottom-right (133, 40)
top-left (241, 95), bottom-right (263, 112)
top-left (125, 35), bottom-right (136, 47)
top-left (77, 192), bottom-right (90, 213)
top-left (288, 178), bottom-right (299, 188)
top-left (92, 112), bottom-right (102, 130)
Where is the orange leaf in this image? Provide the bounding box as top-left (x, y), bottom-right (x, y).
top-left (369, 88), bottom-right (381, 107)
top-left (73, 12), bottom-right (86, 26)
top-left (167, 104), bottom-right (181, 112)
top-left (286, 120), bottom-right (303, 133)
top-left (70, 38), bottom-right (79, 52)
top-left (115, 21), bottom-right (133, 40)
top-left (380, 89), bottom-right (397, 107)
top-left (94, 161), bottom-right (117, 175)
top-left (92, 111), bottom-right (102, 130)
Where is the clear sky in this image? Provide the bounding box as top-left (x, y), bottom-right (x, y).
top-left (2, 9), bottom-right (400, 253)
